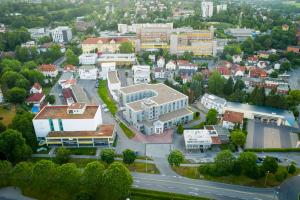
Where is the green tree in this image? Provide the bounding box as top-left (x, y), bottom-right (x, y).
top-left (122, 149), bottom-right (137, 165)
top-left (241, 38), bottom-right (254, 55)
top-left (287, 164), bottom-right (296, 174)
top-left (224, 44), bottom-right (242, 56)
top-left (206, 109), bottom-right (218, 125)
top-left (11, 111), bottom-right (37, 148)
top-left (250, 86), bottom-right (266, 106)
top-left (208, 71), bottom-right (225, 96)
top-left (65, 49), bottom-right (79, 66)
top-left (177, 124), bottom-right (184, 134)
top-left (1, 71), bottom-right (24, 88)
top-left (0, 160), bottom-right (12, 187)
top-left (280, 61), bottom-right (291, 72)
top-left (11, 161), bottom-right (33, 189)
top-left (82, 161), bottom-right (105, 195)
top-left (224, 77), bottom-right (234, 96)
top-left (15, 46), bottom-right (30, 62)
top-left (119, 42), bottom-right (134, 53)
top-left (168, 150), bottom-right (184, 167)
top-left (0, 122), bottom-right (6, 133)
top-left (262, 156), bottom-right (278, 174)
top-left (55, 147), bottom-right (71, 164)
top-left (214, 150), bottom-right (235, 174)
top-left (46, 94), bottom-right (56, 104)
top-left (238, 152), bottom-right (258, 177)
top-left (0, 129), bottom-right (32, 163)
top-left (103, 162), bottom-right (133, 200)
top-left (230, 130), bottom-right (246, 147)
top-left (233, 79), bottom-right (246, 91)
top-left (7, 87), bottom-right (27, 104)
top-left (100, 148), bottom-right (115, 164)
top-left (275, 167), bottom-right (288, 182)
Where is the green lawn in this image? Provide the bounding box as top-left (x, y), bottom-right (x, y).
top-left (125, 162), bottom-right (159, 174)
top-left (119, 122), bottom-right (135, 138)
top-left (130, 188), bottom-right (211, 200)
top-left (0, 105), bottom-right (16, 126)
top-left (173, 166), bottom-right (300, 188)
top-left (97, 80), bottom-right (117, 116)
top-left (66, 148), bottom-right (97, 155)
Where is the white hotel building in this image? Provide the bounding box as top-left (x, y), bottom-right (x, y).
top-left (33, 103), bottom-right (116, 147)
top-left (119, 83), bottom-right (193, 135)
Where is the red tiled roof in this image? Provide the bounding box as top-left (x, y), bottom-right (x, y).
top-left (64, 64), bottom-right (76, 71)
top-left (27, 93), bottom-right (45, 103)
top-left (177, 60), bottom-right (190, 66)
top-left (216, 66), bottom-right (230, 75)
top-left (249, 67), bottom-right (267, 78)
top-left (38, 64), bottom-right (57, 72)
top-left (248, 55), bottom-right (258, 62)
top-left (63, 88), bottom-right (75, 100)
top-left (223, 111), bottom-right (244, 123)
top-left (32, 82), bottom-right (42, 90)
top-left (211, 136), bottom-right (221, 145)
top-left (82, 37), bottom-right (129, 44)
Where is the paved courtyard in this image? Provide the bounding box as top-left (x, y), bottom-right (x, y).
top-left (246, 120), bottom-right (298, 148)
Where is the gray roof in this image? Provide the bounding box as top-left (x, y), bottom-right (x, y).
top-left (71, 85), bottom-right (89, 103)
top-left (79, 65), bottom-right (96, 70)
top-left (203, 93), bottom-right (227, 105)
top-left (60, 72), bottom-right (73, 80)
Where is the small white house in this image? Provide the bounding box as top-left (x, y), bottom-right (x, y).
top-left (274, 63), bottom-right (280, 70)
top-left (79, 53), bottom-right (98, 65)
top-left (132, 65), bottom-right (151, 84)
top-left (79, 65), bottom-right (98, 80)
top-left (166, 60), bottom-right (176, 71)
top-left (232, 55), bottom-right (242, 63)
top-left (154, 67), bottom-right (165, 79)
top-left (157, 57), bottom-right (165, 68)
top-left (30, 83), bottom-right (43, 94)
top-left (200, 93), bottom-right (227, 114)
top-left (101, 62), bottom-right (116, 80)
top-left (184, 129), bottom-right (212, 150)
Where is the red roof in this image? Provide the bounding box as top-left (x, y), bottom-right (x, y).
top-left (27, 93), bottom-right (45, 103)
top-left (177, 60), bottom-right (190, 66)
top-left (39, 64), bottom-right (57, 72)
top-left (64, 64), bottom-right (76, 71)
top-left (223, 111), bottom-right (244, 123)
top-left (32, 83), bottom-right (42, 90)
top-left (249, 67), bottom-right (267, 78)
top-left (211, 136), bottom-right (222, 145)
top-left (82, 37), bottom-right (129, 44)
top-left (63, 88), bottom-right (75, 100)
top-left (216, 66), bottom-right (230, 75)
top-left (248, 55), bottom-right (258, 62)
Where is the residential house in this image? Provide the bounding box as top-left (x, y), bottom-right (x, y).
top-left (30, 83), bottom-right (42, 94)
top-left (78, 65), bottom-right (98, 80)
top-left (247, 55), bottom-right (259, 64)
top-left (63, 88), bottom-right (76, 106)
top-left (26, 93), bottom-right (45, 108)
top-left (38, 64), bottom-right (58, 78)
top-left (222, 110), bottom-right (244, 130)
top-left (166, 60), bottom-right (176, 70)
top-left (132, 65), bottom-right (151, 84)
top-left (64, 65), bottom-right (77, 72)
top-left (157, 57), bottom-right (165, 68)
top-left (287, 46), bottom-right (300, 54)
top-left (216, 66), bottom-right (231, 79)
top-left (249, 67), bottom-right (267, 78)
top-left (154, 67), bottom-right (165, 79)
top-left (177, 60), bottom-right (198, 72)
top-left (58, 72), bottom-right (76, 89)
top-left (232, 55), bottom-right (242, 63)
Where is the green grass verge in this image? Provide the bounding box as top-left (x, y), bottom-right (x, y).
top-left (67, 148), bottom-right (97, 155)
top-left (119, 122), bottom-right (135, 138)
top-left (97, 80), bottom-right (117, 116)
top-left (130, 188), bottom-right (211, 200)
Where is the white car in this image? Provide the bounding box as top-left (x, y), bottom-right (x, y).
top-left (103, 108), bottom-right (109, 112)
top-left (102, 104), bottom-right (107, 109)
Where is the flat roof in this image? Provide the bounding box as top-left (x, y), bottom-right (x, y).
top-left (79, 65), bottom-right (96, 70)
top-left (184, 129), bottom-right (212, 143)
top-left (108, 71), bottom-right (120, 84)
top-left (203, 93), bottom-right (227, 105)
top-left (47, 124), bottom-right (115, 138)
top-left (34, 105), bottom-right (99, 119)
top-left (159, 108), bottom-right (193, 122)
top-left (71, 85), bottom-right (89, 103)
top-left (119, 83), bottom-right (187, 106)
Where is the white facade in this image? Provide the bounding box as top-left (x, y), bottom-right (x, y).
top-left (216, 4), bottom-right (227, 13)
top-left (184, 129), bottom-right (212, 150)
top-left (51, 26), bottom-right (72, 43)
top-left (30, 85), bottom-right (42, 94)
top-left (232, 55), bottom-right (242, 63)
top-left (33, 104), bottom-right (102, 139)
top-left (132, 65), bottom-right (151, 84)
top-left (200, 93), bottom-right (227, 114)
top-left (101, 62), bottom-right (116, 80)
top-left (79, 65), bottom-right (98, 80)
top-left (201, 1), bottom-right (213, 18)
top-left (166, 61), bottom-right (177, 70)
top-left (157, 57), bottom-right (165, 68)
top-left (154, 68), bottom-right (165, 79)
top-left (0, 89), bottom-right (3, 103)
top-left (97, 53), bottom-right (136, 65)
top-left (79, 53), bottom-right (98, 65)
top-left (107, 71), bottom-right (121, 101)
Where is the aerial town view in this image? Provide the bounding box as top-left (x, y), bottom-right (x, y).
top-left (1, 0), bottom-right (300, 199)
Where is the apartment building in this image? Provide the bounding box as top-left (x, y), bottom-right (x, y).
top-left (78, 65), bottom-right (98, 80)
top-left (79, 53), bottom-right (98, 65)
top-left (38, 64), bottom-right (58, 78)
top-left (97, 53), bottom-right (136, 66)
top-left (51, 26), bottom-right (72, 43)
top-left (201, 1), bottom-right (214, 18)
top-left (33, 103), bottom-right (116, 147)
top-left (81, 37), bottom-right (131, 53)
top-left (201, 93), bottom-right (227, 114)
top-left (170, 27), bottom-right (217, 56)
top-left (132, 65), bottom-right (151, 84)
top-left (225, 28), bottom-right (254, 42)
top-left (119, 83), bottom-right (193, 135)
top-left (107, 71), bottom-right (121, 101)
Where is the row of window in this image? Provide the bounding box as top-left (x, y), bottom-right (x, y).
top-left (48, 118), bottom-right (64, 132)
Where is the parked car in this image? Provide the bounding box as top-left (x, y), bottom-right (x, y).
top-left (102, 104), bottom-right (107, 109)
top-left (103, 108), bottom-right (109, 112)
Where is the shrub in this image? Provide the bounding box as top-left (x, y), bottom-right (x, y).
top-left (262, 156), bottom-right (278, 174)
top-left (275, 168), bottom-right (288, 182)
top-left (122, 149), bottom-right (137, 165)
top-left (287, 164), bottom-right (296, 174)
top-left (232, 161), bottom-right (242, 176)
top-left (168, 150), bottom-right (184, 167)
top-left (55, 147), bottom-right (70, 164)
top-left (100, 148), bottom-right (115, 164)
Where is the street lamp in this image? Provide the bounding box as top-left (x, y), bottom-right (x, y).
top-left (264, 170), bottom-right (270, 186)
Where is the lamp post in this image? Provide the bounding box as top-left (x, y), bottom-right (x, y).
top-left (264, 171), bottom-right (270, 186)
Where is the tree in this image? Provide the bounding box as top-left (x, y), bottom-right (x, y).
top-left (224, 44), bottom-right (242, 56)
top-left (287, 164), bottom-right (296, 174)
top-left (65, 49), bottom-right (79, 66)
top-left (100, 148), bottom-right (115, 164)
top-left (230, 130), bottom-right (246, 147)
top-left (1, 71), bottom-right (24, 88)
top-left (0, 129), bottom-right (32, 163)
top-left (262, 156), bottom-right (278, 174)
top-left (0, 160), bottom-right (12, 187)
top-left (55, 163), bottom-right (81, 195)
top-left (214, 150), bottom-right (235, 174)
top-left (206, 109), bottom-right (218, 125)
top-left (237, 152), bottom-right (258, 177)
top-left (119, 42), bottom-right (134, 53)
top-left (103, 162), bottom-right (133, 200)
top-left (11, 161), bottom-right (33, 189)
top-left (168, 150), bottom-right (184, 167)
top-left (177, 124), bottom-right (184, 134)
top-left (275, 167), bottom-right (288, 182)
top-left (208, 71), bottom-right (225, 96)
top-left (241, 38), bottom-right (254, 55)
top-left (250, 86), bottom-right (265, 106)
top-left (46, 94), bottom-right (56, 104)
top-left (15, 46), bottom-right (30, 62)
top-left (122, 149), bottom-right (137, 165)
top-left (32, 160), bottom-right (57, 193)
top-left (7, 87), bottom-right (27, 104)
top-left (55, 147), bottom-right (71, 164)
top-left (82, 161), bottom-right (105, 195)
top-left (190, 76), bottom-right (204, 102)
top-left (224, 77), bottom-right (234, 96)
top-left (233, 79), bottom-right (246, 91)
top-left (11, 111), bottom-right (37, 148)
top-left (0, 122), bottom-right (6, 133)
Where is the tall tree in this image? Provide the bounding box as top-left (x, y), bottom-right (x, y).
top-left (250, 86), bottom-right (265, 106)
top-left (224, 77), bottom-right (234, 96)
top-left (205, 109), bottom-right (218, 125)
top-left (0, 160), bottom-right (12, 188)
top-left (65, 49), bottom-right (79, 66)
top-left (208, 71), bottom-right (225, 96)
top-left (100, 148), bottom-right (115, 164)
top-left (230, 130), bottom-right (246, 147)
top-left (168, 150), bottom-right (184, 167)
top-left (6, 87), bottom-right (27, 104)
top-left (11, 161), bottom-right (34, 189)
top-left (82, 161), bottom-right (105, 196)
top-left (214, 150), bottom-right (235, 175)
top-left (119, 42), bottom-right (134, 53)
top-left (237, 152), bottom-right (258, 177)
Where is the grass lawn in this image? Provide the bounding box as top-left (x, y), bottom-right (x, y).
top-left (130, 188), bottom-right (211, 200)
top-left (97, 80), bottom-right (117, 116)
top-left (0, 105), bottom-right (16, 126)
top-left (125, 162), bottom-right (159, 174)
top-left (172, 166), bottom-right (300, 188)
top-left (119, 122), bottom-right (135, 138)
top-left (65, 148), bottom-right (97, 155)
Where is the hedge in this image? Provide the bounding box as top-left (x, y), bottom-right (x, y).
top-left (245, 148), bottom-right (300, 152)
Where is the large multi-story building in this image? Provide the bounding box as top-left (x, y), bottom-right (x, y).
top-left (33, 103), bottom-right (116, 147)
top-left (81, 37), bottom-right (131, 53)
top-left (119, 83), bottom-right (193, 135)
top-left (97, 53), bottom-right (136, 66)
top-left (201, 1), bottom-right (214, 18)
top-left (51, 26), bottom-right (72, 43)
top-left (79, 53), bottom-right (98, 65)
top-left (170, 27), bottom-right (217, 56)
top-left (225, 28), bottom-right (254, 42)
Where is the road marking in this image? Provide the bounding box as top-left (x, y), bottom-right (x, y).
top-left (188, 192), bottom-right (198, 196)
top-left (133, 176), bottom-right (273, 199)
top-left (133, 185), bottom-right (139, 188)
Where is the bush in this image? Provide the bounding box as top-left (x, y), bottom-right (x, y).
top-left (122, 149), bottom-right (136, 165)
top-left (100, 148), bottom-right (115, 164)
top-left (275, 168), bottom-right (288, 182)
top-left (198, 164), bottom-right (220, 176)
top-left (177, 124), bottom-right (184, 135)
top-left (232, 161), bottom-right (242, 176)
top-left (55, 147), bottom-right (71, 164)
top-left (287, 164), bottom-right (296, 174)
top-left (262, 156), bottom-right (278, 174)
top-left (168, 150), bottom-right (184, 167)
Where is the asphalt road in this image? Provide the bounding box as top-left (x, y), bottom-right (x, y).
top-left (132, 173), bottom-right (276, 200)
top-left (279, 175), bottom-right (300, 200)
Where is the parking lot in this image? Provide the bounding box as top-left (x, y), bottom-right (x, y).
top-left (246, 120), bottom-right (299, 148)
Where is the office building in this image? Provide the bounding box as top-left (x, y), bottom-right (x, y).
top-left (201, 1), bottom-right (213, 18)
top-left (51, 26), bottom-right (72, 43)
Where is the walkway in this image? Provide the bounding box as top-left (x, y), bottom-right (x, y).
top-left (152, 157), bottom-right (178, 176)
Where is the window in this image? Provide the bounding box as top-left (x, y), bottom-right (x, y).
top-left (48, 119), bottom-right (54, 131)
top-left (58, 119), bottom-right (64, 131)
